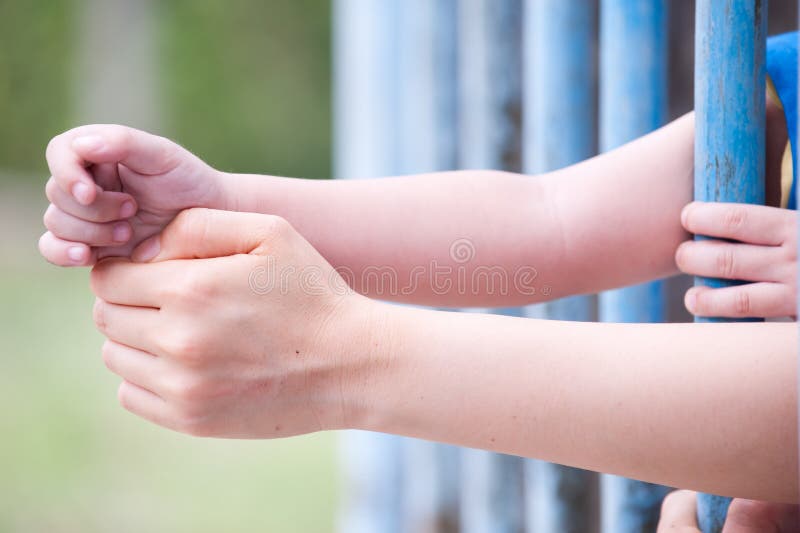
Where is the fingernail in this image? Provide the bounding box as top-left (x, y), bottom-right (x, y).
top-left (685, 290), bottom-right (697, 312)
top-left (120, 201), bottom-right (136, 218)
top-left (72, 182), bottom-right (93, 205)
top-left (72, 135), bottom-right (105, 152)
top-left (132, 235), bottom-right (160, 262)
top-left (67, 246), bottom-right (86, 263)
top-left (112, 222), bottom-right (131, 243)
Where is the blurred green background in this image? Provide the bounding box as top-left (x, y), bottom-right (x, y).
top-left (0, 1), bottom-right (336, 532)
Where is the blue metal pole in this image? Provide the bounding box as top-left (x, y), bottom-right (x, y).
top-left (333, 2), bottom-right (405, 532)
top-left (395, 1), bottom-right (462, 531)
top-left (694, 1), bottom-right (767, 532)
top-left (598, 2), bottom-right (673, 532)
top-left (458, 1), bottom-right (526, 531)
top-left (522, 1), bottom-right (600, 531)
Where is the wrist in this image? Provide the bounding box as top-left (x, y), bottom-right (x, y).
top-left (208, 170), bottom-right (238, 211)
top-left (326, 296), bottom-right (402, 432)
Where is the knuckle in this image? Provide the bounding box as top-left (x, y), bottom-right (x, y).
top-left (722, 206), bottom-right (747, 232)
top-left (163, 270), bottom-right (215, 303)
top-left (159, 330), bottom-right (205, 364)
top-left (715, 248), bottom-right (736, 278)
top-left (181, 271), bottom-right (215, 300)
top-left (167, 373), bottom-right (208, 402)
top-left (734, 290), bottom-right (752, 315)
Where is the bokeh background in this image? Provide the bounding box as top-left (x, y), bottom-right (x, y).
top-left (1, 1), bottom-right (335, 532)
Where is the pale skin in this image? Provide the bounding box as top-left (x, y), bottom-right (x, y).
top-left (39, 112), bottom-right (798, 503)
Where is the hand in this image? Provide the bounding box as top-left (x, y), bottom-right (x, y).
top-left (40, 125), bottom-right (224, 266)
top-left (675, 202), bottom-right (797, 318)
top-left (89, 208), bottom-right (378, 438)
top-left (657, 490), bottom-right (798, 532)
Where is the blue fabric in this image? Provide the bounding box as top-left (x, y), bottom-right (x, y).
top-left (766, 32), bottom-right (798, 209)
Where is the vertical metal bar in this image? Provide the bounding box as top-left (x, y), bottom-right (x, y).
top-left (694, 1), bottom-right (767, 532)
top-left (458, 1), bottom-right (526, 531)
top-left (396, 1), bottom-right (462, 531)
top-left (333, 2), bottom-right (404, 532)
top-left (598, 2), bottom-right (673, 532)
top-left (522, 1), bottom-right (600, 531)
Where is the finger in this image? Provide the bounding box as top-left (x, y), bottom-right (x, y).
top-left (102, 340), bottom-right (165, 398)
top-left (91, 162), bottom-right (122, 192)
top-left (90, 258), bottom-right (174, 307)
top-left (117, 380), bottom-right (177, 431)
top-left (38, 231), bottom-right (97, 267)
top-left (681, 202), bottom-right (792, 246)
top-left (132, 208), bottom-right (288, 262)
top-left (675, 240), bottom-right (788, 282)
top-left (43, 204), bottom-right (132, 246)
top-left (722, 499), bottom-right (798, 532)
top-left (47, 124), bottom-right (180, 205)
top-left (46, 130), bottom-right (98, 206)
top-left (657, 490), bottom-right (699, 532)
top-left (46, 176), bottom-right (136, 222)
top-left (93, 299), bottom-right (164, 355)
top-left (70, 124), bottom-right (180, 175)
top-left (685, 283), bottom-right (795, 319)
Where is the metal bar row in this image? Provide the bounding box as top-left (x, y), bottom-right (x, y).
top-left (333, 1), bottom-right (773, 532)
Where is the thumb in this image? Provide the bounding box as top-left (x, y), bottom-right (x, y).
top-left (70, 124), bottom-right (181, 175)
top-left (132, 208), bottom-right (281, 262)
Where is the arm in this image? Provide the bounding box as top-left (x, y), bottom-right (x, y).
top-left (219, 113), bottom-right (696, 307)
top-left (354, 303), bottom-right (797, 502)
top-left (41, 115), bottom-right (694, 306)
top-left (91, 209), bottom-right (796, 503)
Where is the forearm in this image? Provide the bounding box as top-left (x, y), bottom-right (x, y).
top-left (345, 303), bottom-right (797, 502)
top-left (217, 113), bottom-right (695, 306)
top-left (220, 169), bottom-right (564, 306)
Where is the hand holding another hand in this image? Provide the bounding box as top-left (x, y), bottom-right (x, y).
top-left (90, 208), bottom-right (380, 438)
